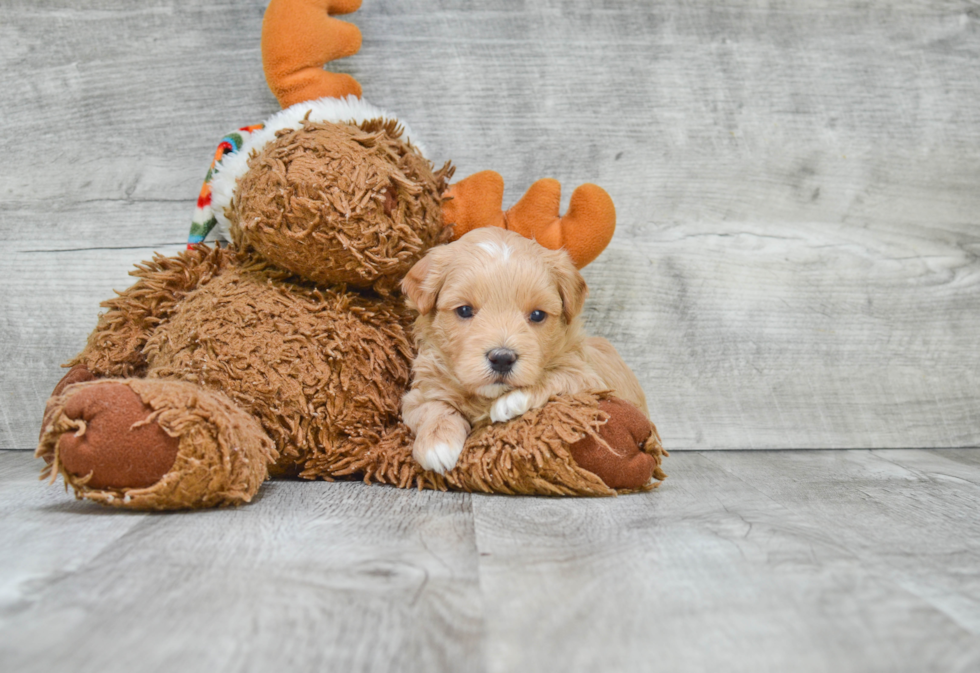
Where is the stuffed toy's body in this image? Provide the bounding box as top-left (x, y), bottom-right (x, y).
top-left (36, 0), bottom-right (665, 509)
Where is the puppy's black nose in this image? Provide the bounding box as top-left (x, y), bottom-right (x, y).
top-left (487, 348), bottom-right (518, 374)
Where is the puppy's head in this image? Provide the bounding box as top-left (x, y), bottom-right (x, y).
top-left (402, 227), bottom-right (588, 397)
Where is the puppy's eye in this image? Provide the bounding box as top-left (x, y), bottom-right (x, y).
top-left (455, 306), bottom-right (474, 319)
top-left (529, 310), bottom-right (547, 323)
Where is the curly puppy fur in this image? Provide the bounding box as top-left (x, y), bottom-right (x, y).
top-left (401, 227), bottom-right (648, 473)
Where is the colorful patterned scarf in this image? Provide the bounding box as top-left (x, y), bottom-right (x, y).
top-left (188, 124), bottom-right (265, 247)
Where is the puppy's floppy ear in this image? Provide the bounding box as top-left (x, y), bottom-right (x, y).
top-left (402, 246), bottom-right (451, 315)
top-left (552, 250), bottom-right (589, 322)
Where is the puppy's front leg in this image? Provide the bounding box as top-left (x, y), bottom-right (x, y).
top-left (490, 388), bottom-right (548, 424)
top-left (403, 390), bottom-right (471, 474)
top-left (490, 367), bottom-right (604, 424)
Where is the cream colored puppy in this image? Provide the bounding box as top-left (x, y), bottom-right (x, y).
top-left (401, 227), bottom-right (647, 474)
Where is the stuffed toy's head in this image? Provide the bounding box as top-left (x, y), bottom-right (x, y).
top-left (210, 104), bottom-right (450, 293)
top-left (182, 0), bottom-right (450, 293)
top-left (192, 0), bottom-right (617, 293)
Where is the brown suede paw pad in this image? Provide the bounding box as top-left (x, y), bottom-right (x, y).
top-left (57, 383), bottom-right (179, 490)
top-left (569, 398), bottom-right (663, 490)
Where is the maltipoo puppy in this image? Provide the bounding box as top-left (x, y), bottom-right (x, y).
top-left (400, 227), bottom-right (648, 474)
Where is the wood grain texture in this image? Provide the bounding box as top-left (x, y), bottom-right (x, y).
top-left (2, 0), bottom-right (979, 449)
top-left (472, 449), bottom-right (980, 673)
top-left (5, 449), bottom-right (980, 672)
top-left (0, 452), bottom-right (485, 673)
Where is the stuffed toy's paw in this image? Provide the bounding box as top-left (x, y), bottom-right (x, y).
top-left (569, 397), bottom-right (667, 490)
top-left (39, 364), bottom-right (96, 443)
top-left (51, 381), bottom-right (180, 490)
top-left (303, 392), bottom-right (665, 496)
top-left (38, 379), bottom-right (277, 509)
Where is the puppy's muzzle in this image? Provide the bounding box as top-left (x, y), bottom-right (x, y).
top-left (487, 348), bottom-right (518, 375)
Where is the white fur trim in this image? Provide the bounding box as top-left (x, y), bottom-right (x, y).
top-left (209, 96), bottom-right (425, 240)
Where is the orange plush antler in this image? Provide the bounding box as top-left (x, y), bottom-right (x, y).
top-left (262, 0), bottom-right (363, 108)
top-left (443, 172), bottom-right (616, 268)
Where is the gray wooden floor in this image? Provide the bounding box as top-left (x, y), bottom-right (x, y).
top-left (2, 448), bottom-right (980, 673)
top-left (2, 1), bottom-right (979, 671)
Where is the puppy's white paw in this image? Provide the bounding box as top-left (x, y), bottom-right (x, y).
top-left (415, 438), bottom-right (465, 474)
top-left (490, 389), bottom-right (532, 423)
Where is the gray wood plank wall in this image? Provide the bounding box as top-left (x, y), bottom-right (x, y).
top-left (2, 0), bottom-right (978, 450)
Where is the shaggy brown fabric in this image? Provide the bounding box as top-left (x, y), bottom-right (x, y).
top-left (40, 364), bottom-right (96, 442)
top-left (569, 398), bottom-right (668, 489)
top-left (72, 245), bottom-right (231, 378)
top-left (228, 119), bottom-right (453, 294)
top-left (143, 260), bottom-right (416, 475)
top-left (302, 392), bottom-right (667, 496)
top-left (56, 382), bottom-right (180, 489)
top-left (38, 379), bottom-right (276, 510)
top-left (41, 239), bottom-right (667, 508)
top-left (38, 107), bottom-right (669, 508)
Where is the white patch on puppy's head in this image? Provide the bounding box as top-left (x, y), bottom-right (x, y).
top-left (477, 240), bottom-right (512, 261)
top-left (404, 227), bottom-right (588, 396)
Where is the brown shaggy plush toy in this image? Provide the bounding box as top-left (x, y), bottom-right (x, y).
top-left (36, 0), bottom-right (666, 509)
